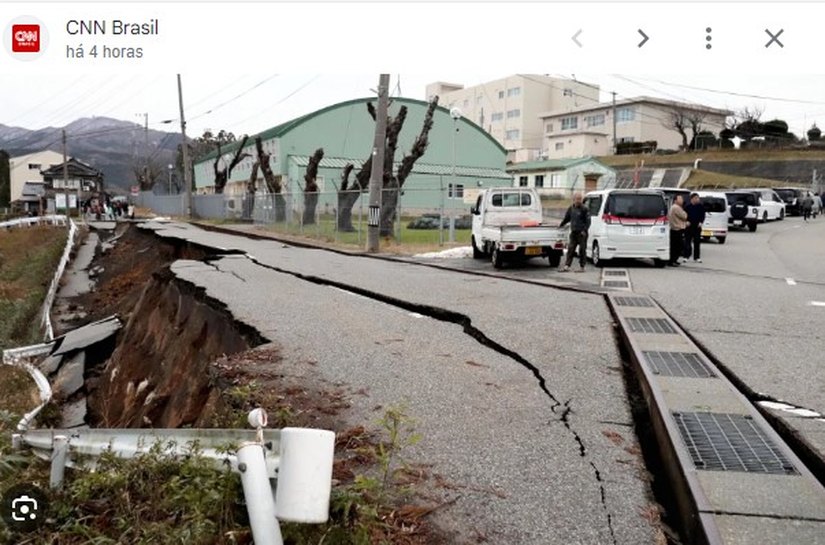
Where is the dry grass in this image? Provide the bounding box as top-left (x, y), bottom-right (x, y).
top-left (683, 169), bottom-right (788, 189)
top-left (599, 148), bottom-right (825, 167)
top-left (0, 365), bottom-right (39, 416)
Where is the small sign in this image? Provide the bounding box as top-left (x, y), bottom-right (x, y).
top-left (368, 205), bottom-right (380, 227)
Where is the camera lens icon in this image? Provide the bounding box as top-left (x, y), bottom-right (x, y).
top-left (11, 495), bottom-right (38, 521)
top-left (2, 484), bottom-right (48, 531)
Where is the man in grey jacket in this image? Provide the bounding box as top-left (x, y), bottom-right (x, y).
top-left (559, 192), bottom-right (591, 272)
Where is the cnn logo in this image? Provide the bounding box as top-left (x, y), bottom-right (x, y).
top-left (12, 24), bottom-right (40, 52)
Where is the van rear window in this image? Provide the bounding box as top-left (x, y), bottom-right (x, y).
top-left (701, 197), bottom-right (727, 213)
top-left (605, 194), bottom-right (665, 219)
top-left (726, 193), bottom-right (757, 206)
top-left (491, 192), bottom-right (532, 207)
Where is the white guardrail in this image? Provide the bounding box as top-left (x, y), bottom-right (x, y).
top-left (13, 409), bottom-right (335, 545)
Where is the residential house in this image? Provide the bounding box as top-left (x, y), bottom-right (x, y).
top-left (507, 157), bottom-right (616, 197)
top-left (9, 150), bottom-right (63, 212)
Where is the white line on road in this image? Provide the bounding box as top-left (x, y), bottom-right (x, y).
top-left (786, 278), bottom-right (797, 286)
top-left (810, 301), bottom-right (825, 307)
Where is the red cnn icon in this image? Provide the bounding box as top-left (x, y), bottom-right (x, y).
top-left (12, 24), bottom-right (40, 53)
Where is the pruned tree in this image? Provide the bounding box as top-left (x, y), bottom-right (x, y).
top-left (247, 161), bottom-right (260, 195)
top-left (730, 106), bottom-right (765, 143)
top-left (132, 159), bottom-right (165, 191)
top-left (213, 135), bottom-right (250, 194)
top-left (337, 163), bottom-right (359, 230)
top-left (254, 136), bottom-right (286, 222)
top-left (302, 148), bottom-right (324, 225)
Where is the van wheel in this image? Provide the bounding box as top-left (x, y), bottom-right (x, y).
top-left (763, 211), bottom-right (768, 222)
top-left (654, 259), bottom-right (667, 268)
top-left (701, 236), bottom-right (710, 242)
top-left (717, 236), bottom-right (727, 244)
top-left (491, 245), bottom-right (503, 269)
top-left (748, 222), bottom-right (758, 232)
top-left (779, 209), bottom-right (785, 220)
top-left (591, 242), bottom-right (606, 267)
top-left (471, 236), bottom-right (484, 259)
top-left (548, 251), bottom-right (561, 268)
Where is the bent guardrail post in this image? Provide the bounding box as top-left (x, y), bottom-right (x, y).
top-left (238, 441), bottom-right (283, 545)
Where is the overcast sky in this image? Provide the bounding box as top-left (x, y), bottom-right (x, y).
top-left (2, 73), bottom-right (824, 140)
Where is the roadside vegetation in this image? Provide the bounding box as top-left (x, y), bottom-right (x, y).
top-left (683, 168), bottom-right (789, 190)
top-left (0, 225), bottom-right (67, 349)
top-left (599, 148), bottom-right (825, 167)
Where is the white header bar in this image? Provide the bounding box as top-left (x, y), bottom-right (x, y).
top-left (1, 2), bottom-right (822, 74)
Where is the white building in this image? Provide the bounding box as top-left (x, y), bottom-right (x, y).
top-left (9, 150), bottom-right (64, 211)
top-left (540, 96), bottom-right (731, 159)
top-left (507, 157), bottom-right (616, 197)
top-left (426, 75), bottom-right (600, 163)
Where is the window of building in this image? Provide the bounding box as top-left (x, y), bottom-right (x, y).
top-left (535, 175), bottom-right (545, 188)
top-left (555, 142), bottom-right (564, 151)
top-left (545, 123), bottom-right (554, 133)
top-left (584, 114), bottom-right (605, 127)
top-left (561, 116), bottom-right (578, 130)
top-left (505, 129), bottom-right (520, 140)
top-left (491, 112), bottom-right (504, 122)
top-left (28, 163), bottom-right (41, 170)
top-left (617, 107), bottom-right (636, 123)
top-left (507, 87), bottom-right (521, 97)
top-left (550, 173), bottom-right (563, 188)
top-left (563, 88), bottom-right (573, 97)
top-left (498, 90), bottom-right (504, 99)
top-left (506, 109), bottom-right (521, 119)
top-left (448, 183), bottom-right (465, 198)
top-left (519, 176), bottom-right (528, 187)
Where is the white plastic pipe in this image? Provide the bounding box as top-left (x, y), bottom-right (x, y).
top-left (238, 442), bottom-right (282, 545)
top-left (275, 428), bottom-right (335, 523)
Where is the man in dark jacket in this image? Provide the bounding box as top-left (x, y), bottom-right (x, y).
top-left (559, 192), bottom-right (591, 272)
top-left (683, 193), bottom-right (706, 263)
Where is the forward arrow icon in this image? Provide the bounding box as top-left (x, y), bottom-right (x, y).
top-left (638, 29), bottom-right (649, 48)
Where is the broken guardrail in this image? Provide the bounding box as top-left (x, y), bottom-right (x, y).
top-left (13, 409), bottom-right (335, 545)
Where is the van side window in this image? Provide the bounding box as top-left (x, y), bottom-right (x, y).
top-left (492, 193), bottom-right (502, 207)
top-left (586, 196), bottom-right (602, 216)
top-left (520, 193), bottom-right (532, 206)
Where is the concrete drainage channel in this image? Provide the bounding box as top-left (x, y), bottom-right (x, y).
top-left (607, 292), bottom-right (825, 544)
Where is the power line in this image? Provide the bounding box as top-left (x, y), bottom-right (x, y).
top-left (629, 76), bottom-right (825, 106)
top-left (188, 74), bottom-right (279, 122)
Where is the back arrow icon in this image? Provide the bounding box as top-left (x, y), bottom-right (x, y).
top-left (638, 29), bottom-right (649, 48)
top-left (572, 29), bottom-right (583, 48)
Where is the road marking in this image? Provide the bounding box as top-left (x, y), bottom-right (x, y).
top-left (408, 312), bottom-right (424, 319)
top-left (810, 301), bottom-right (825, 307)
top-left (785, 278), bottom-right (797, 286)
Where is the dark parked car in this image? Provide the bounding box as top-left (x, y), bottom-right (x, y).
top-left (774, 187), bottom-right (807, 216)
top-left (407, 214), bottom-right (471, 230)
top-left (725, 191), bottom-right (760, 232)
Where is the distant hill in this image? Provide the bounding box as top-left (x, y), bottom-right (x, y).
top-left (0, 117), bottom-right (184, 192)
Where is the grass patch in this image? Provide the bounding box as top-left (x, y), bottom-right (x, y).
top-left (683, 169), bottom-right (789, 190)
top-left (0, 366), bottom-right (39, 417)
top-left (599, 148), bottom-right (825, 167)
top-left (0, 225), bottom-right (67, 349)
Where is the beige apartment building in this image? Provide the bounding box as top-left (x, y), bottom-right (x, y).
top-left (540, 96), bottom-right (731, 160)
top-left (426, 75), bottom-right (600, 163)
top-left (9, 150), bottom-right (64, 211)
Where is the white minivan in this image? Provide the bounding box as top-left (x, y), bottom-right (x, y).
top-left (583, 189), bottom-right (670, 267)
top-left (695, 191), bottom-right (730, 244)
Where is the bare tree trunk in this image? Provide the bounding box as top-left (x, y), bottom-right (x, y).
top-left (213, 135), bottom-right (250, 194)
top-left (336, 164), bottom-right (359, 231)
top-left (244, 161), bottom-right (259, 220)
top-left (379, 178), bottom-right (399, 237)
top-left (302, 148), bottom-right (324, 225)
top-left (254, 136), bottom-right (287, 222)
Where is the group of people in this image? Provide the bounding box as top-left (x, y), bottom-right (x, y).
top-left (82, 198), bottom-right (134, 221)
top-left (667, 193), bottom-right (706, 266)
top-left (801, 192), bottom-right (824, 222)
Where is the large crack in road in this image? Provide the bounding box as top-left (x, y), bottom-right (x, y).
top-left (225, 252), bottom-right (620, 544)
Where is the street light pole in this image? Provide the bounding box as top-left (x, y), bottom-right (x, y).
top-left (168, 164), bottom-right (173, 194)
top-left (367, 74), bottom-right (390, 253)
top-left (449, 108), bottom-right (462, 243)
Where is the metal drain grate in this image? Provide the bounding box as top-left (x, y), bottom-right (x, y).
top-left (672, 412), bottom-right (798, 475)
top-left (627, 317), bottom-right (676, 334)
top-left (614, 296), bottom-right (654, 308)
top-left (644, 351), bottom-right (716, 378)
top-left (603, 280), bottom-right (630, 288)
top-left (604, 270), bottom-right (627, 277)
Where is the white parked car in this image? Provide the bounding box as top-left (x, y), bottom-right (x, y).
top-left (583, 189), bottom-right (670, 267)
top-left (748, 188), bottom-right (786, 222)
top-left (695, 191), bottom-right (729, 244)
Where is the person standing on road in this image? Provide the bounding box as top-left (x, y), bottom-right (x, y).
top-left (558, 192), bottom-right (590, 273)
top-left (802, 193), bottom-right (814, 222)
top-left (683, 193), bottom-right (706, 263)
top-left (667, 194), bottom-right (687, 267)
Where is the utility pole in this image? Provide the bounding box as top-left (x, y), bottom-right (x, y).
top-left (178, 75), bottom-right (192, 218)
top-left (611, 91), bottom-right (617, 155)
top-left (367, 74), bottom-right (389, 253)
top-left (62, 129), bottom-right (70, 217)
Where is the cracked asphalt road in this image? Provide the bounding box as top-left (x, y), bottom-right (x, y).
top-left (142, 221), bottom-right (658, 545)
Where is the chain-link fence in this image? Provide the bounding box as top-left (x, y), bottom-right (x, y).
top-left (136, 185), bottom-right (584, 247)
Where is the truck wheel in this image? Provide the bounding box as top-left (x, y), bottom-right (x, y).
top-left (748, 222), bottom-right (758, 232)
top-left (491, 245), bottom-right (503, 269)
top-left (548, 251), bottom-right (561, 268)
top-left (471, 236), bottom-right (484, 259)
top-left (716, 236), bottom-right (727, 244)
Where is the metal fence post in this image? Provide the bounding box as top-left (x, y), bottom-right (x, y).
top-left (50, 435), bottom-right (68, 489)
top-left (358, 196), bottom-right (363, 245)
top-left (238, 442), bottom-right (283, 545)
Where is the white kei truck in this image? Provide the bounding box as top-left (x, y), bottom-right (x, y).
top-left (469, 188), bottom-right (568, 269)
